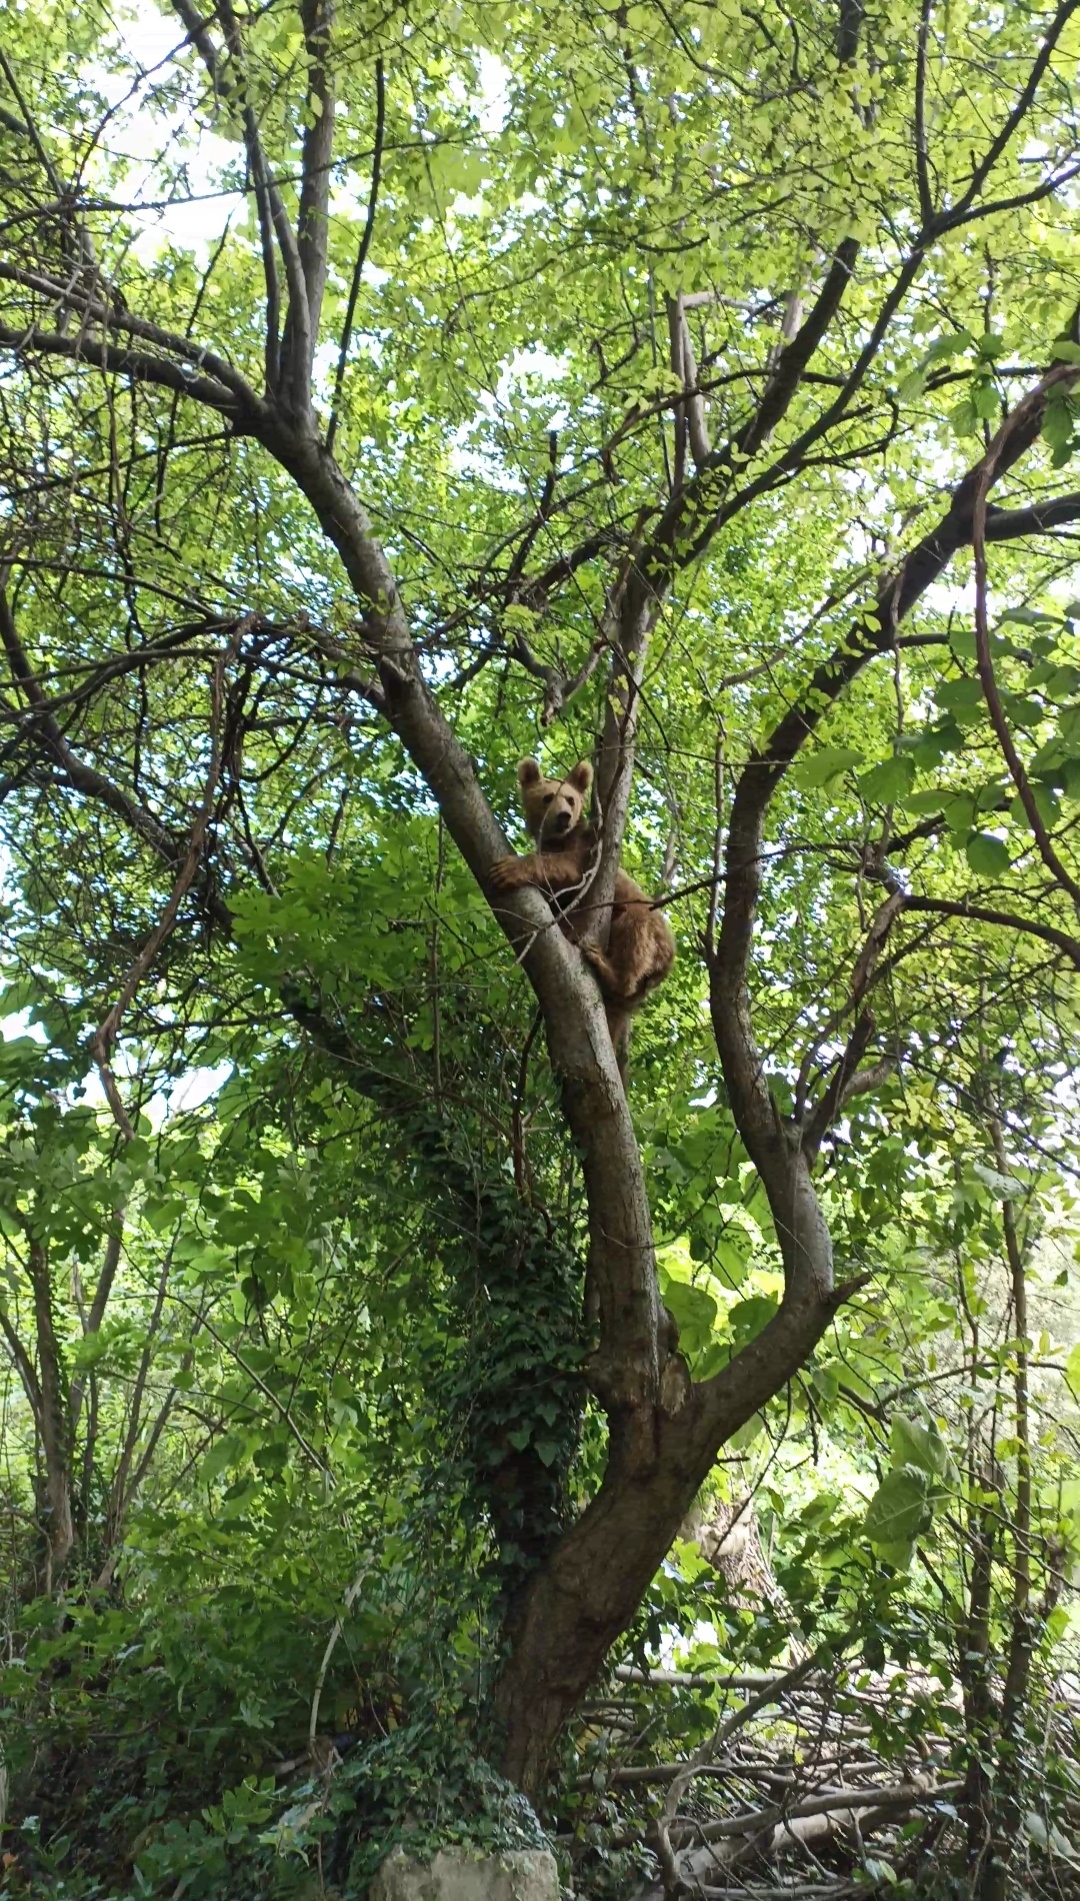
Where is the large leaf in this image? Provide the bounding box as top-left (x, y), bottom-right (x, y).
top-left (890, 1414), bottom-right (955, 1498)
top-left (857, 755), bottom-right (916, 804)
top-left (792, 745), bottom-right (864, 790)
top-left (965, 832), bottom-right (1011, 878)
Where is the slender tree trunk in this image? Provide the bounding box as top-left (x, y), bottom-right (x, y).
top-left (27, 1239), bottom-right (74, 1583)
top-left (962, 1479), bottom-right (998, 1873)
top-left (977, 1134), bottom-right (1035, 1901)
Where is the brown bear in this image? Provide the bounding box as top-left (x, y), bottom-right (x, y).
top-left (489, 758), bottom-right (675, 1074)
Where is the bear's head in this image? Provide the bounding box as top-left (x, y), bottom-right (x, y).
top-left (517, 758), bottom-right (593, 843)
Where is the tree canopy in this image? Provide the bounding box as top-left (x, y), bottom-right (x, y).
top-left (2, 0), bottom-right (1080, 1895)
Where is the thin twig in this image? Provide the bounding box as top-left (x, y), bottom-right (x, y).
top-left (326, 56), bottom-right (385, 454)
top-left (88, 628), bottom-right (242, 1137)
top-left (971, 371), bottom-right (1080, 913)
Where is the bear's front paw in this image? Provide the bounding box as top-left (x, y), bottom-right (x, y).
top-left (489, 855), bottom-right (523, 892)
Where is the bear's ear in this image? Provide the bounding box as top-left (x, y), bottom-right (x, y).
top-left (517, 758), bottom-right (542, 788)
top-left (568, 759), bottom-right (594, 794)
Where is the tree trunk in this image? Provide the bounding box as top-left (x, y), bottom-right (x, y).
top-left (976, 1139), bottom-right (1037, 1901)
top-left (28, 1238), bottom-right (74, 1583)
top-left (494, 1283), bottom-right (841, 1797)
top-left (254, 412), bottom-right (851, 1801)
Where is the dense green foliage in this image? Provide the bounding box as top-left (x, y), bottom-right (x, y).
top-left (2, 0), bottom-right (1080, 1893)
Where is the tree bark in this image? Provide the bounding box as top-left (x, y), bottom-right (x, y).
top-left (976, 1132), bottom-right (1037, 1901)
top-left (493, 1283), bottom-right (845, 1791)
top-left (27, 1239), bottom-right (74, 1582)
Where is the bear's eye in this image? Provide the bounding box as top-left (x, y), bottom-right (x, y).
top-left (542, 793), bottom-right (554, 805)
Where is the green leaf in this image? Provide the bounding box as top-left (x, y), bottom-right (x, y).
top-left (713, 1236), bottom-right (751, 1284)
top-left (792, 745), bottom-right (864, 790)
top-left (965, 833), bottom-right (1011, 877)
top-left (999, 606), bottom-right (1060, 628)
top-left (903, 788), bottom-right (946, 815)
top-left (943, 793), bottom-right (976, 832)
top-left (972, 1160), bottom-right (1024, 1199)
top-left (899, 329), bottom-right (973, 398)
top-left (662, 1277), bottom-right (718, 1347)
top-left (974, 780), bottom-right (1008, 812)
top-left (864, 1467), bottom-right (931, 1552)
top-left (857, 755), bottom-right (916, 804)
top-left (726, 1293), bottom-right (778, 1344)
top-left (912, 720), bottom-right (965, 767)
top-left (728, 1411), bottom-right (765, 1449)
top-left (935, 677), bottom-right (984, 714)
top-left (971, 376), bottom-right (998, 420)
top-left (1042, 394), bottom-right (1075, 454)
top-left (863, 1857), bottom-right (899, 1885)
top-left (950, 398), bottom-right (979, 439)
top-left (927, 328), bottom-right (974, 362)
top-left (201, 1434), bottom-right (244, 1483)
top-left (890, 1414), bottom-right (954, 1494)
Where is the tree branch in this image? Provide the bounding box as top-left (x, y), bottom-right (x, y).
top-left (801, 1007), bottom-right (878, 1161)
top-left (0, 581), bottom-right (209, 870)
top-left (706, 354), bottom-right (1078, 1333)
top-left (984, 491), bottom-right (1080, 538)
top-left (914, 0), bottom-right (935, 225)
top-left (972, 373), bottom-right (1080, 912)
top-left (326, 55), bottom-right (384, 454)
top-left (0, 1304), bottom-right (42, 1424)
top-left (0, 257), bottom-right (260, 407)
top-left (945, 0), bottom-right (1080, 221)
top-left (0, 316), bottom-right (244, 417)
top-left (68, 1226), bottom-right (124, 1435)
top-left (87, 633), bottom-right (236, 1138)
top-left (282, 0), bottom-right (335, 409)
top-left (898, 891), bottom-right (1080, 965)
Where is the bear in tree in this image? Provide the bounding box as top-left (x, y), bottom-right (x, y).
top-left (490, 758), bottom-right (675, 1076)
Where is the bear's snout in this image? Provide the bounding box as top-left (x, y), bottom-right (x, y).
top-left (552, 809), bottom-right (572, 833)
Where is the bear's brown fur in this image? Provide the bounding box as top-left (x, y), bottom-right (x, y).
top-left (489, 758), bottom-right (675, 1073)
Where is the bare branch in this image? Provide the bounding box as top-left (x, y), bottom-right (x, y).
top-left (899, 891), bottom-right (1080, 966)
top-left (945, 0), bottom-right (1080, 222)
top-left (802, 1008), bottom-right (877, 1161)
top-left (0, 1304), bottom-right (42, 1424)
top-left (914, 0), bottom-right (935, 225)
top-left (0, 581), bottom-right (205, 865)
top-left (0, 315), bottom-right (244, 416)
top-left (327, 55), bottom-right (385, 454)
top-left (665, 294), bottom-right (687, 493)
top-left (296, 0), bottom-right (335, 325)
top-left (68, 1226), bottom-right (123, 1434)
top-left (0, 257), bottom-right (259, 406)
top-left (171, 0), bottom-right (309, 404)
top-left (87, 630), bottom-right (239, 1138)
top-left (972, 376), bottom-right (1080, 913)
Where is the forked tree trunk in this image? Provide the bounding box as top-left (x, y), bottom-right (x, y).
top-left (263, 405), bottom-right (1021, 1801)
top-left (2, 29), bottom-right (1070, 1781)
top-left (493, 1280), bottom-right (842, 1795)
